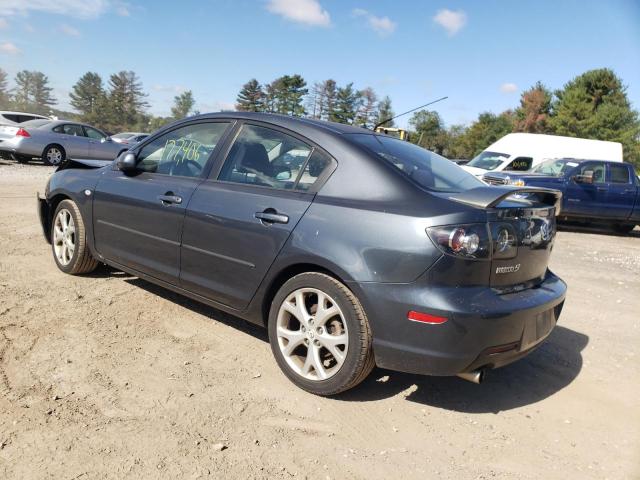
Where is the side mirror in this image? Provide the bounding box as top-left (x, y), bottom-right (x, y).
top-left (276, 169), bottom-right (292, 181)
top-left (574, 171), bottom-right (594, 184)
top-left (101, 136), bottom-right (112, 143)
top-left (116, 152), bottom-right (137, 171)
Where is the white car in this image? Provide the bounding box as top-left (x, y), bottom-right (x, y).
top-left (462, 133), bottom-right (623, 177)
top-left (0, 111), bottom-right (49, 126)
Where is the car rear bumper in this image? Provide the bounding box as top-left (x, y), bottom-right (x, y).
top-left (352, 271), bottom-right (567, 376)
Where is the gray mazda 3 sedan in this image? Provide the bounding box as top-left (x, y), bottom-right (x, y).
top-left (37, 112), bottom-right (566, 395)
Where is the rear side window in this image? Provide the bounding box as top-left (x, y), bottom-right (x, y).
top-left (610, 164), bottom-right (630, 184)
top-left (54, 124), bottom-right (85, 136)
top-left (349, 134), bottom-right (484, 193)
top-left (219, 124), bottom-right (326, 191)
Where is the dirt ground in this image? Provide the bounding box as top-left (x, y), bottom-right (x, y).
top-left (0, 160), bottom-right (638, 480)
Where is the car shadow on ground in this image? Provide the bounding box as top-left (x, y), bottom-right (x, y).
top-left (124, 277), bottom-right (268, 343)
top-left (338, 326), bottom-right (589, 412)
top-left (558, 222), bottom-right (640, 238)
top-left (116, 274), bottom-right (586, 412)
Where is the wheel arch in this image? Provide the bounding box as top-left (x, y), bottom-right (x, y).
top-left (258, 262), bottom-right (353, 327)
top-left (42, 193), bottom-right (72, 243)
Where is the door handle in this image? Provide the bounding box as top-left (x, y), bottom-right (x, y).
top-left (255, 209), bottom-right (289, 224)
top-left (158, 194), bottom-right (182, 205)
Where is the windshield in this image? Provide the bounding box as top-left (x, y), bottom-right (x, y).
top-left (467, 151), bottom-right (510, 170)
top-left (349, 134), bottom-right (484, 193)
top-left (530, 158), bottom-right (582, 176)
top-left (21, 119), bottom-right (51, 128)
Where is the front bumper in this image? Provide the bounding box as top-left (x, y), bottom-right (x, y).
top-left (353, 271), bottom-right (567, 376)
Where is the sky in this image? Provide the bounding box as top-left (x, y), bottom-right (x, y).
top-left (0, 0), bottom-right (639, 129)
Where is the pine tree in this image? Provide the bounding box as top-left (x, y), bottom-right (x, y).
top-left (375, 96), bottom-right (394, 127)
top-left (549, 68), bottom-right (640, 166)
top-left (0, 68), bottom-right (10, 109)
top-left (13, 70), bottom-right (56, 115)
top-left (333, 83), bottom-right (360, 124)
top-left (106, 71), bottom-right (148, 131)
top-left (69, 72), bottom-right (106, 125)
top-left (171, 90), bottom-right (195, 118)
top-left (236, 79), bottom-right (264, 112)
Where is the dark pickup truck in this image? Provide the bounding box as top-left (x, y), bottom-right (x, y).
top-left (483, 158), bottom-right (640, 234)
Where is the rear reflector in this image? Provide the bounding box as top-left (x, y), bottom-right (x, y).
top-left (407, 310), bottom-right (448, 324)
top-left (16, 128), bottom-right (30, 138)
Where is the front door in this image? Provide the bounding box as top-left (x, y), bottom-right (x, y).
top-left (85, 126), bottom-right (120, 160)
top-left (93, 121), bottom-right (232, 283)
top-left (563, 161), bottom-right (608, 217)
top-left (180, 123), bottom-right (335, 309)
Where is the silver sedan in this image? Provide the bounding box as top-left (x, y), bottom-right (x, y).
top-left (0, 120), bottom-right (129, 165)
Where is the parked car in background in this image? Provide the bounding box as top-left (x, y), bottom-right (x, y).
top-left (0, 120), bottom-right (129, 165)
top-left (483, 158), bottom-right (640, 234)
top-left (37, 112), bottom-right (566, 395)
top-left (112, 132), bottom-right (150, 146)
top-left (462, 133), bottom-right (623, 177)
top-left (0, 111), bottom-right (49, 126)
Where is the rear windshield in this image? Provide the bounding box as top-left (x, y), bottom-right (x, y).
top-left (21, 119), bottom-right (51, 128)
top-left (349, 134), bottom-right (484, 193)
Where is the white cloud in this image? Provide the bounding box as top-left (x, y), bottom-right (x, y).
top-left (500, 83), bottom-right (518, 94)
top-left (59, 24), bottom-right (81, 36)
top-left (0, 18), bottom-right (8, 29)
top-left (433, 9), bottom-right (467, 36)
top-left (0, 42), bottom-right (20, 55)
top-left (266, 0), bottom-right (330, 27)
top-left (353, 8), bottom-right (396, 37)
top-left (0, 0), bottom-right (131, 19)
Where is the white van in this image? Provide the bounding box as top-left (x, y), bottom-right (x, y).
top-left (462, 133), bottom-right (623, 176)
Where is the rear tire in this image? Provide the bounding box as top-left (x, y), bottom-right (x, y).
top-left (268, 272), bottom-right (375, 396)
top-left (42, 145), bottom-right (66, 166)
top-left (14, 154), bottom-right (31, 164)
top-left (51, 199), bottom-right (99, 275)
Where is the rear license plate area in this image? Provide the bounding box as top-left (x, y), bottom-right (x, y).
top-left (520, 307), bottom-right (556, 351)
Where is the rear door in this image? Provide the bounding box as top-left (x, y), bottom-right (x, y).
top-left (93, 121), bottom-right (232, 283)
top-left (606, 163), bottom-right (636, 219)
top-left (563, 161), bottom-right (608, 216)
top-left (180, 122), bottom-right (335, 309)
top-left (52, 123), bottom-right (89, 158)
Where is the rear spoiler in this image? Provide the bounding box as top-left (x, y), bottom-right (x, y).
top-left (449, 186), bottom-right (562, 214)
top-left (58, 157), bottom-right (113, 171)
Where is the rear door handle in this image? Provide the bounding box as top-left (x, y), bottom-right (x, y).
top-left (158, 194), bottom-right (182, 205)
top-left (255, 210), bottom-right (289, 224)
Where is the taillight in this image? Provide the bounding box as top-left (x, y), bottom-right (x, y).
top-left (16, 128), bottom-right (30, 138)
top-left (407, 310), bottom-right (448, 324)
top-left (427, 224), bottom-right (490, 260)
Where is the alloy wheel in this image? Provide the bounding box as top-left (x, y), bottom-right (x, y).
top-left (276, 288), bottom-right (348, 381)
top-left (53, 209), bottom-right (75, 266)
top-left (47, 148), bottom-right (63, 165)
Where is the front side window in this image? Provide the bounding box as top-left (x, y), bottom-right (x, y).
top-left (136, 122), bottom-right (230, 177)
top-left (610, 164), bottom-right (630, 184)
top-left (218, 124), bottom-right (316, 190)
top-left (349, 134), bottom-right (484, 193)
top-left (84, 126), bottom-right (105, 139)
top-left (577, 162), bottom-right (606, 184)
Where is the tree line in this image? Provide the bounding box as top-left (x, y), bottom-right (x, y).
top-left (408, 69), bottom-right (640, 166)
top-left (0, 67), bottom-right (637, 166)
top-left (236, 76), bottom-right (394, 129)
top-left (0, 68), bottom-right (195, 133)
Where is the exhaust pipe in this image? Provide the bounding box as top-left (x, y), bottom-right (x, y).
top-left (457, 369), bottom-right (485, 384)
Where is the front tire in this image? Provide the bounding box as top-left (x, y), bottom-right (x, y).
top-left (268, 272), bottom-right (375, 396)
top-left (51, 199), bottom-right (99, 275)
top-left (43, 145), bottom-right (66, 166)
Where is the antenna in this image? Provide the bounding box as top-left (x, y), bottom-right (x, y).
top-left (374, 96), bottom-right (448, 130)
